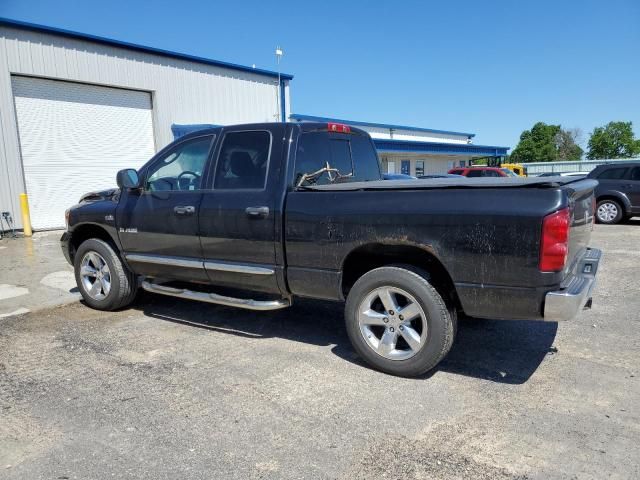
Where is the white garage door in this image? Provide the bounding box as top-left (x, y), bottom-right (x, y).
top-left (11, 76), bottom-right (156, 230)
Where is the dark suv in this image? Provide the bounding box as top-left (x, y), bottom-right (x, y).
top-left (588, 163), bottom-right (640, 224)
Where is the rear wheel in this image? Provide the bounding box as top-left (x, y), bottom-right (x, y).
top-left (345, 266), bottom-right (455, 377)
top-left (596, 199), bottom-right (623, 224)
top-left (74, 238), bottom-right (138, 310)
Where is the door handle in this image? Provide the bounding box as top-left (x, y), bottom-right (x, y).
top-left (245, 206), bottom-right (269, 218)
top-left (174, 205), bottom-right (195, 215)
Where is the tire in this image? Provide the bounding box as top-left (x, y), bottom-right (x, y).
top-left (74, 238), bottom-right (138, 311)
top-left (345, 266), bottom-right (455, 377)
top-left (596, 199), bottom-right (623, 224)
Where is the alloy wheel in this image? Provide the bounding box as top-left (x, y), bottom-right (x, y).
top-left (80, 251), bottom-right (111, 300)
top-left (357, 286), bottom-right (427, 360)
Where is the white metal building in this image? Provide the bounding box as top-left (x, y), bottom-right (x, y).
top-left (290, 114), bottom-right (509, 176)
top-left (0, 18), bottom-right (292, 231)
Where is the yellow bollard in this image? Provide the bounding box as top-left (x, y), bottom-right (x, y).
top-left (19, 193), bottom-right (33, 237)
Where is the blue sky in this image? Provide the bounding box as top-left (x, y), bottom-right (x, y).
top-left (2, 0), bottom-right (639, 149)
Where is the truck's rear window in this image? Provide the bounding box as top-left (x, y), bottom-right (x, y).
top-left (295, 132), bottom-right (381, 186)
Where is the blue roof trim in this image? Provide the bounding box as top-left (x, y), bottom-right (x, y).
top-left (171, 124), bottom-right (219, 139)
top-left (0, 17), bottom-right (294, 81)
top-left (374, 139), bottom-right (509, 157)
top-left (290, 113), bottom-right (475, 138)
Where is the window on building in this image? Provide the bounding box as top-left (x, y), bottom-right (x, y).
top-left (146, 136), bottom-right (213, 191)
top-left (214, 131), bottom-right (271, 189)
top-left (415, 161), bottom-right (425, 176)
top-left (387, 161), bottom-right (396, 174)
top-left (597, 167), bottom-right (628, 180)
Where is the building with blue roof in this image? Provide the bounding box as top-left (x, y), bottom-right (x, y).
top-left (0, 17), bottom-right (292, 230)
top-left (0, 16), bottom-right (507, 232)
top-left (290, 114), bottom-right (509, 176)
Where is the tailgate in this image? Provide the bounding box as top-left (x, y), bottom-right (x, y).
top-left (564, 179), bottom-right (598, 271)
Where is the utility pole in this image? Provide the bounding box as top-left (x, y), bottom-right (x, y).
top-left (275, 46), bottom-right (283, 122)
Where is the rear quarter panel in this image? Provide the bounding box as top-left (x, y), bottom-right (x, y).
top-left (285, 187), bottom-right (569, 297)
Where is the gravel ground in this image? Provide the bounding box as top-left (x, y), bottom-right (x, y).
top-left (1, 222), bottom-right (639, 479)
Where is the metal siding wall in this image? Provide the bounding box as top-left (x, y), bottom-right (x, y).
top-left (521, 158), bottom-right (640, 175)
top-left (0, 34), bottom-right (23, 230)
top-left (357, 125), bottom-right (469, 144)
top-left (0, 26), bottom-right (284, 229)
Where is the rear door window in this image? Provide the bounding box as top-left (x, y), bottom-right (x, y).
top-left (214, 131), bottom-right (271, 190)
top-left (629, 167), bottom-right (640, 181)
top-left (597, 167), bottom-right (628, 180)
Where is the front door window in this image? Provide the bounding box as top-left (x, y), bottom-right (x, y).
top-left (146, 137), bottom-right (213, 192)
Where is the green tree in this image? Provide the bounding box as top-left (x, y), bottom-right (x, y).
top-left (511, 122), bottom-right (561, 162)
top-left (587, 121), bottom-right (640, 159)
top-left (555, 128), bottom-right (583, 161)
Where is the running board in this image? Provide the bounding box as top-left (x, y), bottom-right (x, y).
top-left (141, 280), bottom-right (291, 311)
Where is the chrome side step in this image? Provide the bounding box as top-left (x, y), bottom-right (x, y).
top-left (141, 280), bottom-right (291, 311)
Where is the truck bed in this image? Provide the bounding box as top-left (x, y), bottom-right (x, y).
top-left (285, 177), bottom-right (598, 320)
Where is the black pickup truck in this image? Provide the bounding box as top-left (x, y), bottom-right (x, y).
top-left (62, 122), bottom-right (601, 377)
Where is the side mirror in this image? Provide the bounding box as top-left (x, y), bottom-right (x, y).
top-left (116, 169), bottom-right (141, 190)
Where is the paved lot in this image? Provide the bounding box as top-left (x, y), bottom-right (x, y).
top-left (0, 231), bottom-right (79, 318)
top-left (1, 222), bottom-right (639, 479)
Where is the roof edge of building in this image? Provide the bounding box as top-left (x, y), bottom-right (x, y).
top-left (290, 113), bottom-right (476, 138)
top-left (374, 138), bottom-right (509, 157)
top-left (0, 17), bottom-right (294, 81)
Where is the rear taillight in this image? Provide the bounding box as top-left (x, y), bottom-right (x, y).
top-left (540, 208), bottom-right (570, 272)
top-left (327, 122), bottom-right (351, 134)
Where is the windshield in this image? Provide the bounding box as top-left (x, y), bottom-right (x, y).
top-left (501, 168), bottom-right (518, 177)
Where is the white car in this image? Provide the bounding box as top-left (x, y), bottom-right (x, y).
top-left (537, 171), bottom-right (587, 177)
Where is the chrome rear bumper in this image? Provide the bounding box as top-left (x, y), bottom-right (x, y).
top-left (544, 248), bottom-right (601, 321)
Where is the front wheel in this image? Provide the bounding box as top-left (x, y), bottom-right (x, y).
top-left (74, 238), bottom-right (138, 310)
top-left (344, 266), bottom-right (455, 377)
